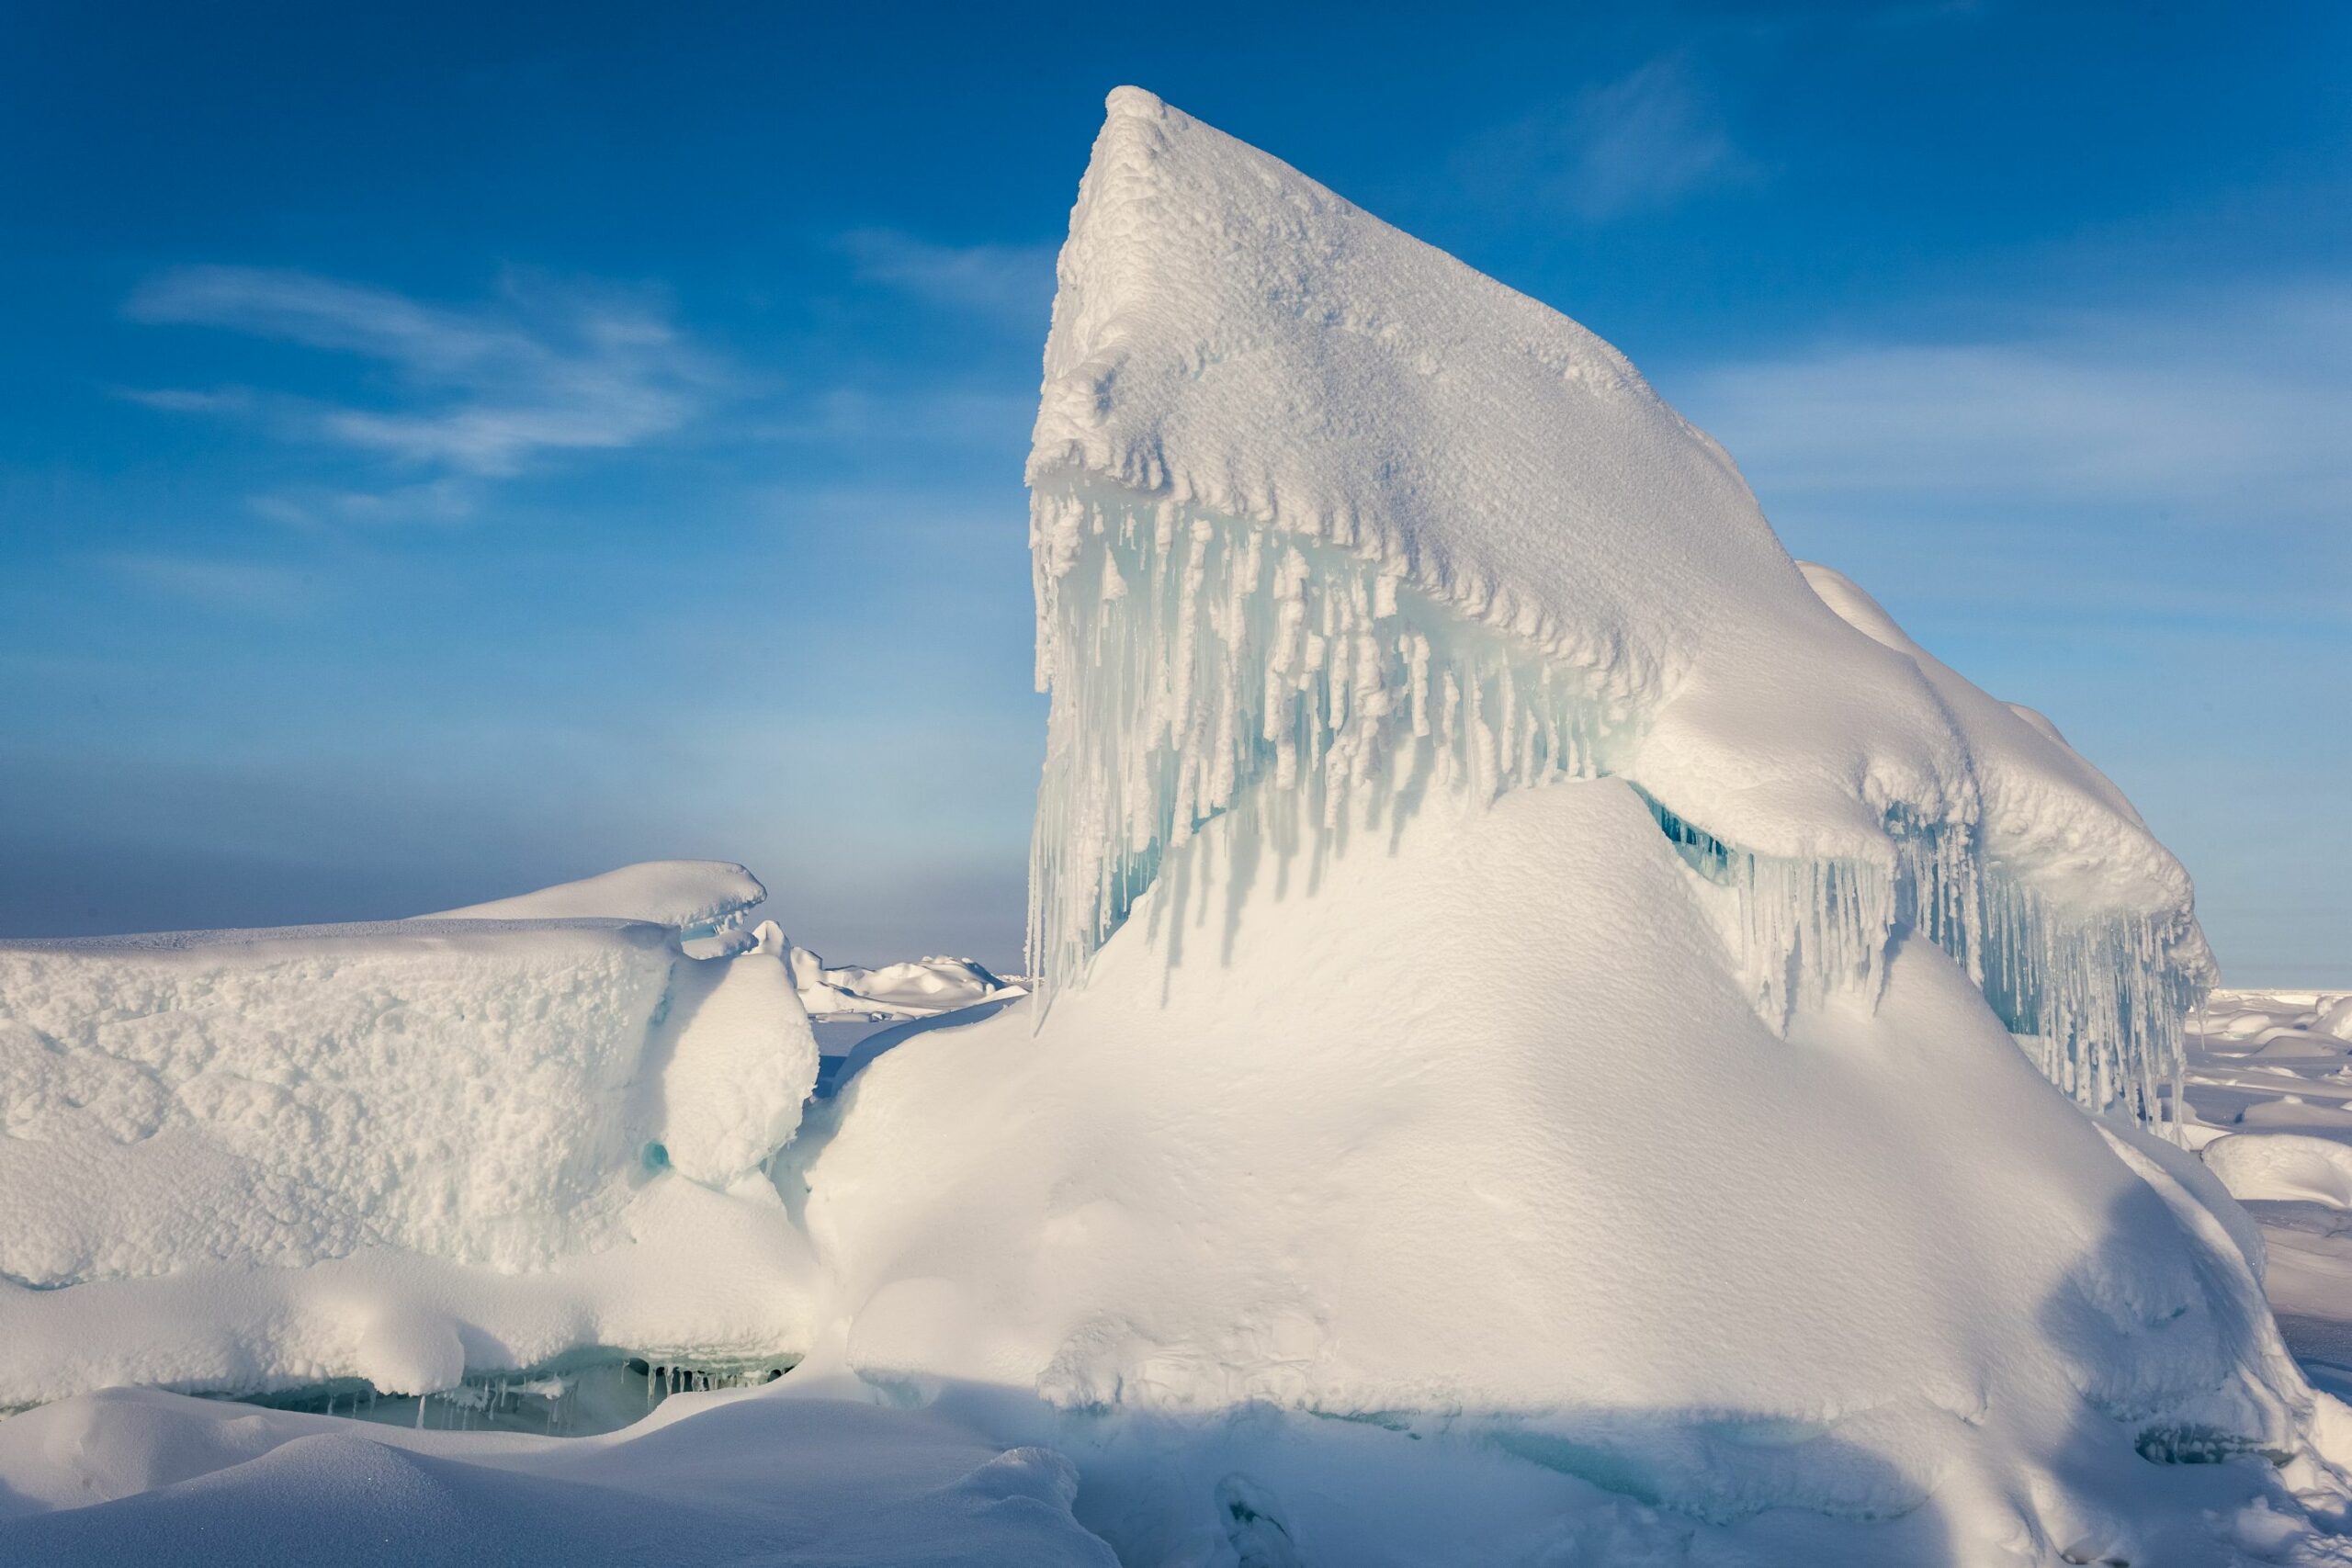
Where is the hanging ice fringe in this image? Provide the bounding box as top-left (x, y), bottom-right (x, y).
top-left (1029, 487), bottom-right (2199, 1132)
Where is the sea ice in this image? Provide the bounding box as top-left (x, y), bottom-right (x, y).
top-left (0, 893), bottom-right (819, 1409)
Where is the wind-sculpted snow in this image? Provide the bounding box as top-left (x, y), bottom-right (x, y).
top-left (0, 897), bottom-right (820, 1409)
top-left (1027, 86), bottom-right (2209, 1125)
top-left (416, 859), bottom-right (767, 937)
top-left (791, 947), bottom-right (1023, 1020)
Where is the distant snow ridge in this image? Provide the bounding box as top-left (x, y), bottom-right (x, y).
top-left (1025, 86), bottom-right (2208, 1125)
top-left (790, 948), bottom-right (1023, 1020)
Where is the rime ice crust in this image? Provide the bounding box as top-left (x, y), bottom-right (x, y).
top-left (1026, 86), bottom-right (2208, 1122)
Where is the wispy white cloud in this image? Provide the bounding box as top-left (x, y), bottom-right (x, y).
top-left (1668, 281), bottom-right (2352, 629)
top-left (750, 384), bottom-right (1031, 450)
top-left (837, 229), bottom-right (1054, 320)
top-left (112, 385), bottom-right (259, 416)
top-left (1461, 56), bottom-right (1760, 221)
top-left (99, 552), bottom-right (317, 615)
top-left (120, 266), bottom-right (727, 496)
top-left (246, 478), bottom-right (477, 528)
top-left (1682, 284), bottom-right (2352, 521)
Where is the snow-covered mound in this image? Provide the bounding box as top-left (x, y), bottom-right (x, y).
top-left (1028, 87), bottom-right (2208, 1122)
top-left (2208, 1133), bottom-right (2352, 1209)
top-left (416, 859), bottom-right (766, 937)
top-left (0, 903), bottom-right (819, 1410)
top-left (790, 947), bottom-right (1023, 1020)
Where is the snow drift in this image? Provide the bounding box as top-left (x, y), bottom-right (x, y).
top-left (0, 1386), bottom-right (1116, 1567)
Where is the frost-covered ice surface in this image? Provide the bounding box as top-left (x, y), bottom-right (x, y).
top-left (6, 84), bottom-right (2352, 1568)
top-left (0, 893), bottom-right (820, 1410)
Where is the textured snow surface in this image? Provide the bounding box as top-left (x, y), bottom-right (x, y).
top-left (415, 859), bottom-right (766, 934)
top-left (1025, 87), bottom-right (2208, 1125)
top-left (809, 778), bottom-right (2348, 1560)
top-left (0, 1386), bottom-right (1116, 1567)
top-left (0, 897), bottom-right (819, 1408)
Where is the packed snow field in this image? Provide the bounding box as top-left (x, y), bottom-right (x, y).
top-left (4, 88), bottom-right (2349, 1565)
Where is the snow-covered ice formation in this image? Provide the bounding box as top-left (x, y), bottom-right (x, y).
top-left (0, 885), bottom-right (820, 1411)
top-left (788, 88), bottom-right (2347, 1561)
top-left (1024, 92), bottom-right (2210, 1125)
top-left (790, 947), bottom-right (1023, 1021)
top-left (4, 85), bottom-right (2349, 1568)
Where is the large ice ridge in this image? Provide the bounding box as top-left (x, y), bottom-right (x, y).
top-left (1026, 86), bottom-right (2211, 1123)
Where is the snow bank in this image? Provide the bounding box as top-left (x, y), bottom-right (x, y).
top-left (415, 859), bottom-right (766, 936)
top-left (1026, 86), bottom-right (2208, 1123)
top-left (2208, 1134), bottom-right (2352, 1210)
top-left (0, 1386), bottom-right (1115, 1566)
top-left (0, 887), bottom-right (819, 1408)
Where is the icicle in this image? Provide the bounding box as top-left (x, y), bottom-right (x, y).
top-left (1028, 490), bottom-right (1619, 1004)
top-left (1029, 488), bottom-right (2199, 1131)
top-left (1639, 788), bottom-right (2195, 1128)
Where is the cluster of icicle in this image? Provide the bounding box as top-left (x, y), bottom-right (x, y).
top-left (1028, 491), bottom-right (2197, 1130)
top-left (1649, 797), bottom-right (2192, 1128)
top-left (1028, 488), bottom-right (1617, 1003)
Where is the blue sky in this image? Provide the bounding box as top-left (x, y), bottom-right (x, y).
top-left (2, 1), bottom-right (2346, 982)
